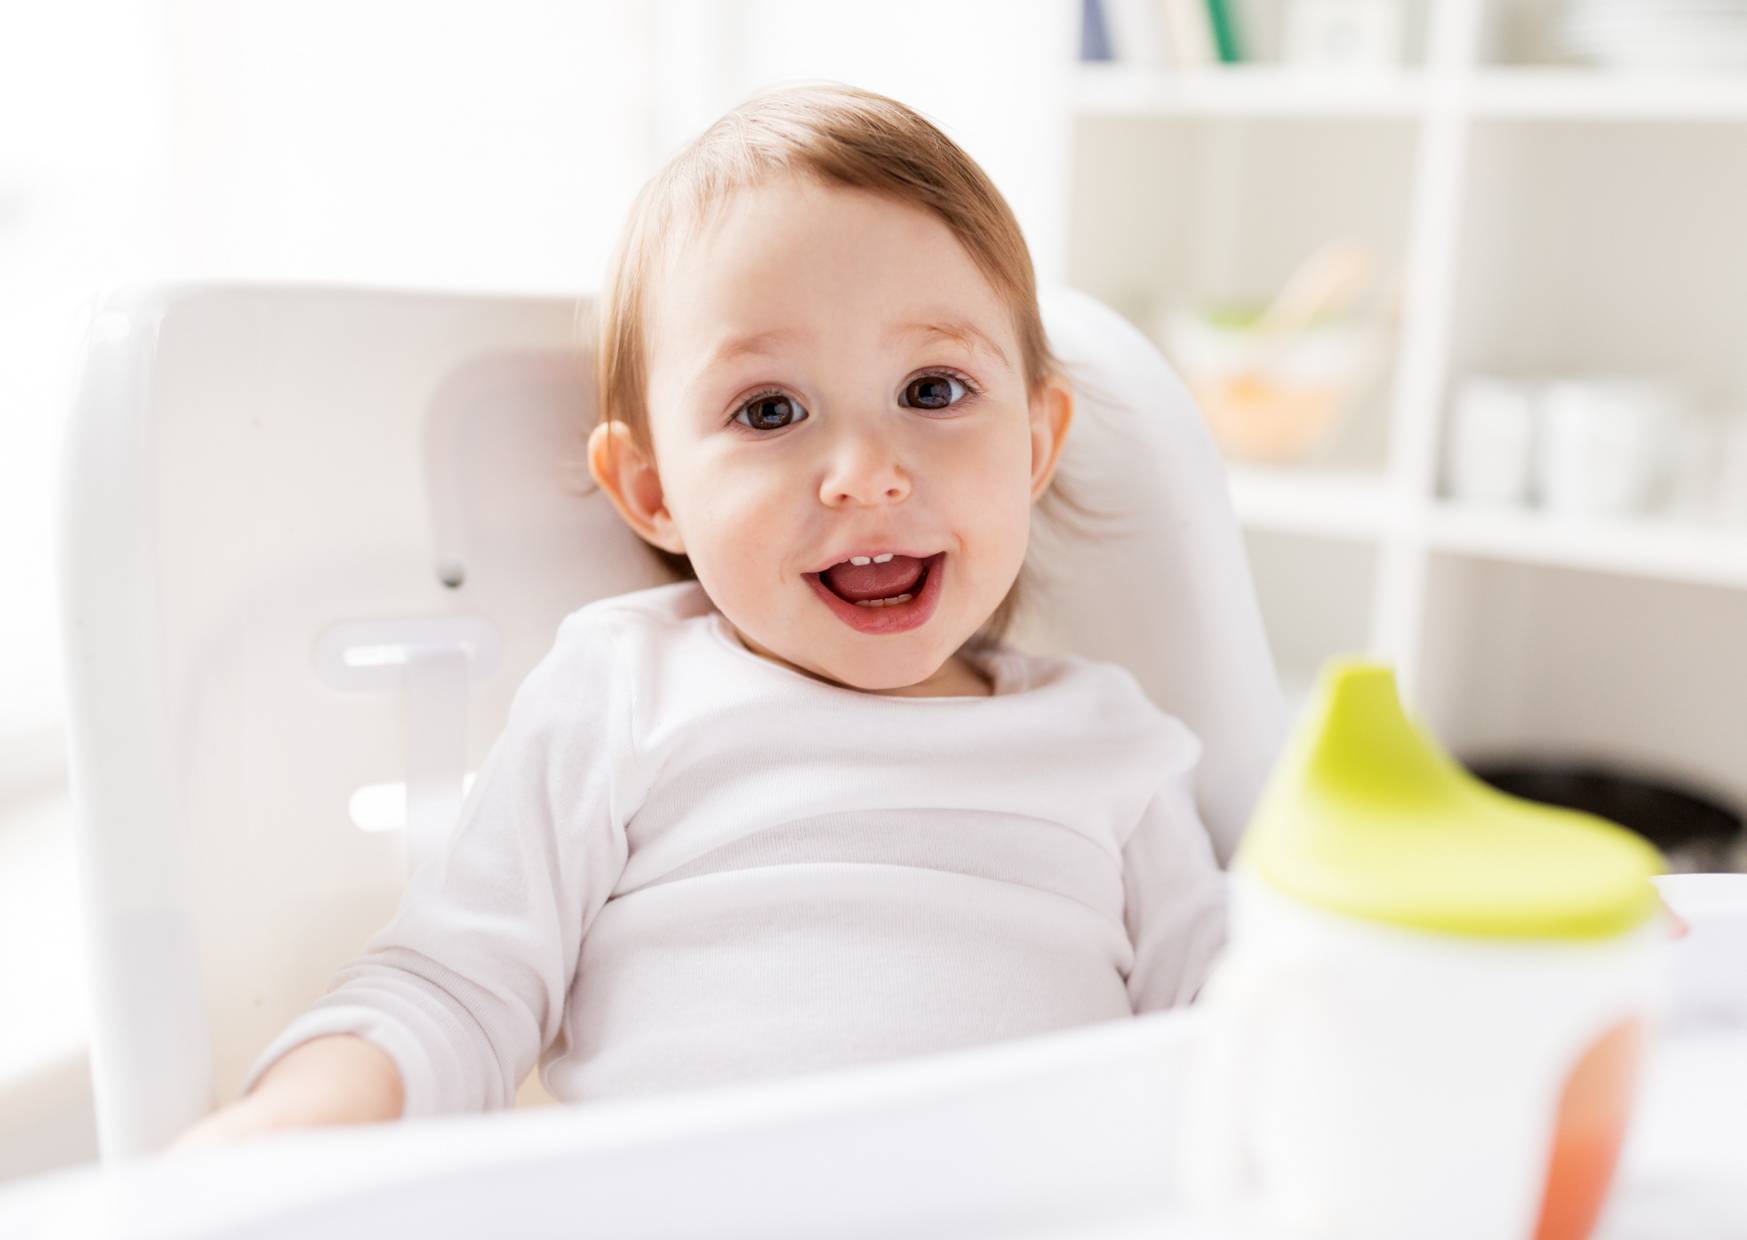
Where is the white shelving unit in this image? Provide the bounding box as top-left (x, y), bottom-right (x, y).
top-left (1060, 0), bottom-right (1747, 816)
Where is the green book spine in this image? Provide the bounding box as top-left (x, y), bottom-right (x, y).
top-left (1204, 0), bottom-right (1242, 63)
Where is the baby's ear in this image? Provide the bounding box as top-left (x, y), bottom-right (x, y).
top-left (587, 420), bottom-right (686, 556)
top-left (1028, 376), bottom-right (1075, 502)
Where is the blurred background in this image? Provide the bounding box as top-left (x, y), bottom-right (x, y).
top-left (4, 0), bottom-right (1745, 1182)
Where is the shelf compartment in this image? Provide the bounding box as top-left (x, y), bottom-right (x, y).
top-left (1066, 113), bottom-right (1417, 476)
top-left (1441, 118), bottom-right (1747, 562)
top-left (1415, 551), bottom-right (1747, 817)
top-left (1476, 0), bottom-right (1747, 88)
top-left (1448, 119), bottom-right (1747, 404)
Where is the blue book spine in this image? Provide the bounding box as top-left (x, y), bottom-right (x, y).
top-left (1080, 0), bottom-right (1114, 62)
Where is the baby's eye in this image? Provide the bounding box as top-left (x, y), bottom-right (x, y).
top-left (732, 392), bottom-right (809, 433)
top-left (901, 372), bottom-right (971, 411)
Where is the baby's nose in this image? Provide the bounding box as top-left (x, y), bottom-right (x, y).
top-left (820, 431), bottom-right (910, 506)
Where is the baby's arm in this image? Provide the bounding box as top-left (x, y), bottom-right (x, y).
top-left (1120, 735), bottom-right (1228, 1013)
top-left (171, 1035), bottom-right (403, 1148)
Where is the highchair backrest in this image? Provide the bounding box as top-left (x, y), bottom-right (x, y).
top-left (57, 281), bottom-right (1286, 1161)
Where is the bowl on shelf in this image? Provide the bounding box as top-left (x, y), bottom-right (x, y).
top-left (1164, 304), bottom-right (1388, 465)
top-left (1463, 758), bottom-right (1747, 875)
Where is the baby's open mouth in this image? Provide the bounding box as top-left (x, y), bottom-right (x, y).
top-left (811, 552), bottom-right (936, 607)
top-left (804, 551), bottom-right (945, 635)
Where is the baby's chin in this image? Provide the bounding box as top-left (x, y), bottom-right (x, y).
top-left (791, 643), bottom-right (951, 695)
top-left (818, 659), bottom-right (951, 696)
top-left (728, 617), bottom-right (961, 695)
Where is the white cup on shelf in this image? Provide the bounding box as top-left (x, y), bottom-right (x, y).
top-left (1662, 408), bottom-right (1719, 523)
top-left (1443, 375), bottom-right (1539, 508)
top-left (1712, 413), bottom-right (1747, 527)
top-left (1537, 377), bottom-right (1680, 518)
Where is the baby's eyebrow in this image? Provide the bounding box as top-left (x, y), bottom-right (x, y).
top-left (701, 318), bottom-right (1010, 375)
top-left (707, 329), bottom-right (800, 368)
top-left (893, 320), bottom-right (1010, 367)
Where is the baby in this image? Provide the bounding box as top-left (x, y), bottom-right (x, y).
top-left (174, 81), bottom-right (1226, 1146)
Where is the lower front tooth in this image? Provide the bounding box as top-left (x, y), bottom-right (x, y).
top-left (853, 593), bottom-right (913, 608)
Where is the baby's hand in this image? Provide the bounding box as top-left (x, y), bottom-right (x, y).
top-left (168, 1034), bottom-right (406, 1154)
top-left (168, 1095), bottom-right (294, 1152)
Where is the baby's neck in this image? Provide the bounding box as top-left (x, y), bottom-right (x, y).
top-left (727, 622), bottom-right (995, 697)
top-left (875, 652), bottom-right (993, 699)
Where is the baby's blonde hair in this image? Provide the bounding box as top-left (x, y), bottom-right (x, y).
top-left (583, 81), bottom-right (1105, 651)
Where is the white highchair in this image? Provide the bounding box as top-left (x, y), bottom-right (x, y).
top-left (53, 280), bottom-right (1288, 1191)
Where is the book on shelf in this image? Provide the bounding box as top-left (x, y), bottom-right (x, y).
top-left (1204, 0), bottom-right (1244, 64)
top-left (1094, 0), bottom-right (1237, 70)
top-left (1078, 0), bottom-right (1114, 61)
top-left (1165, 0), bottom-right (1219, 66)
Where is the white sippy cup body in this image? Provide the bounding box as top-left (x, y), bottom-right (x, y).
top-left (1178, 660), bottom-right (1669, 1240)
top-left (1182, 871), bottom-right (1666, 1240)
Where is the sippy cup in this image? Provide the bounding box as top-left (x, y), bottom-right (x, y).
top-left (1179, 659), bottom-right (1670, 1240)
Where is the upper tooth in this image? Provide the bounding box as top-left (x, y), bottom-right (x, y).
top-left (848, 553), bottom-right (896, 566)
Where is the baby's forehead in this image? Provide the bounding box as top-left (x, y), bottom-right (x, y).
top-left (653, 170), bottom-right (819, 272)
top-left (648, 180), bottom-right (1013, 347)
top-left (662, 173), bottom-right (995, 286)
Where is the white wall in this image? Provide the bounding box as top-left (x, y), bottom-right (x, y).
top-left (648, 0), bottom-right (1077, 282)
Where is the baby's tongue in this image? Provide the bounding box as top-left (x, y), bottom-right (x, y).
top-left (823, 555), bottom-right (925, 603)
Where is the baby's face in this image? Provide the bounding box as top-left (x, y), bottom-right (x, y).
top-left (594, 174), bottom-right (1071, 695)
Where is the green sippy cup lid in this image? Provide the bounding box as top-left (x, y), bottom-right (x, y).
top-left (1236, 659), bottom-right (1665, 940)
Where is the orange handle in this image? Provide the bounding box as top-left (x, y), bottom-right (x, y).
top-left (1531, 1015), bottom-right (1646, 1240)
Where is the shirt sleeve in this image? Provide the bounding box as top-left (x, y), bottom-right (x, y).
top-left (239, 611), bottom-right (635, 1117)
top-left (1120, 725), bottom-right (1229, 1014)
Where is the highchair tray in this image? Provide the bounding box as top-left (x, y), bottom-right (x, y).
top-left (2, 1007), bottom-right (1744, 1239)
top-left (5, 1008), bottom-right (1207, 1240)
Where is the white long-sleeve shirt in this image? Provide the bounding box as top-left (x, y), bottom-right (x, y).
top-left (241, 579), bottom-right (1228, 1117)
